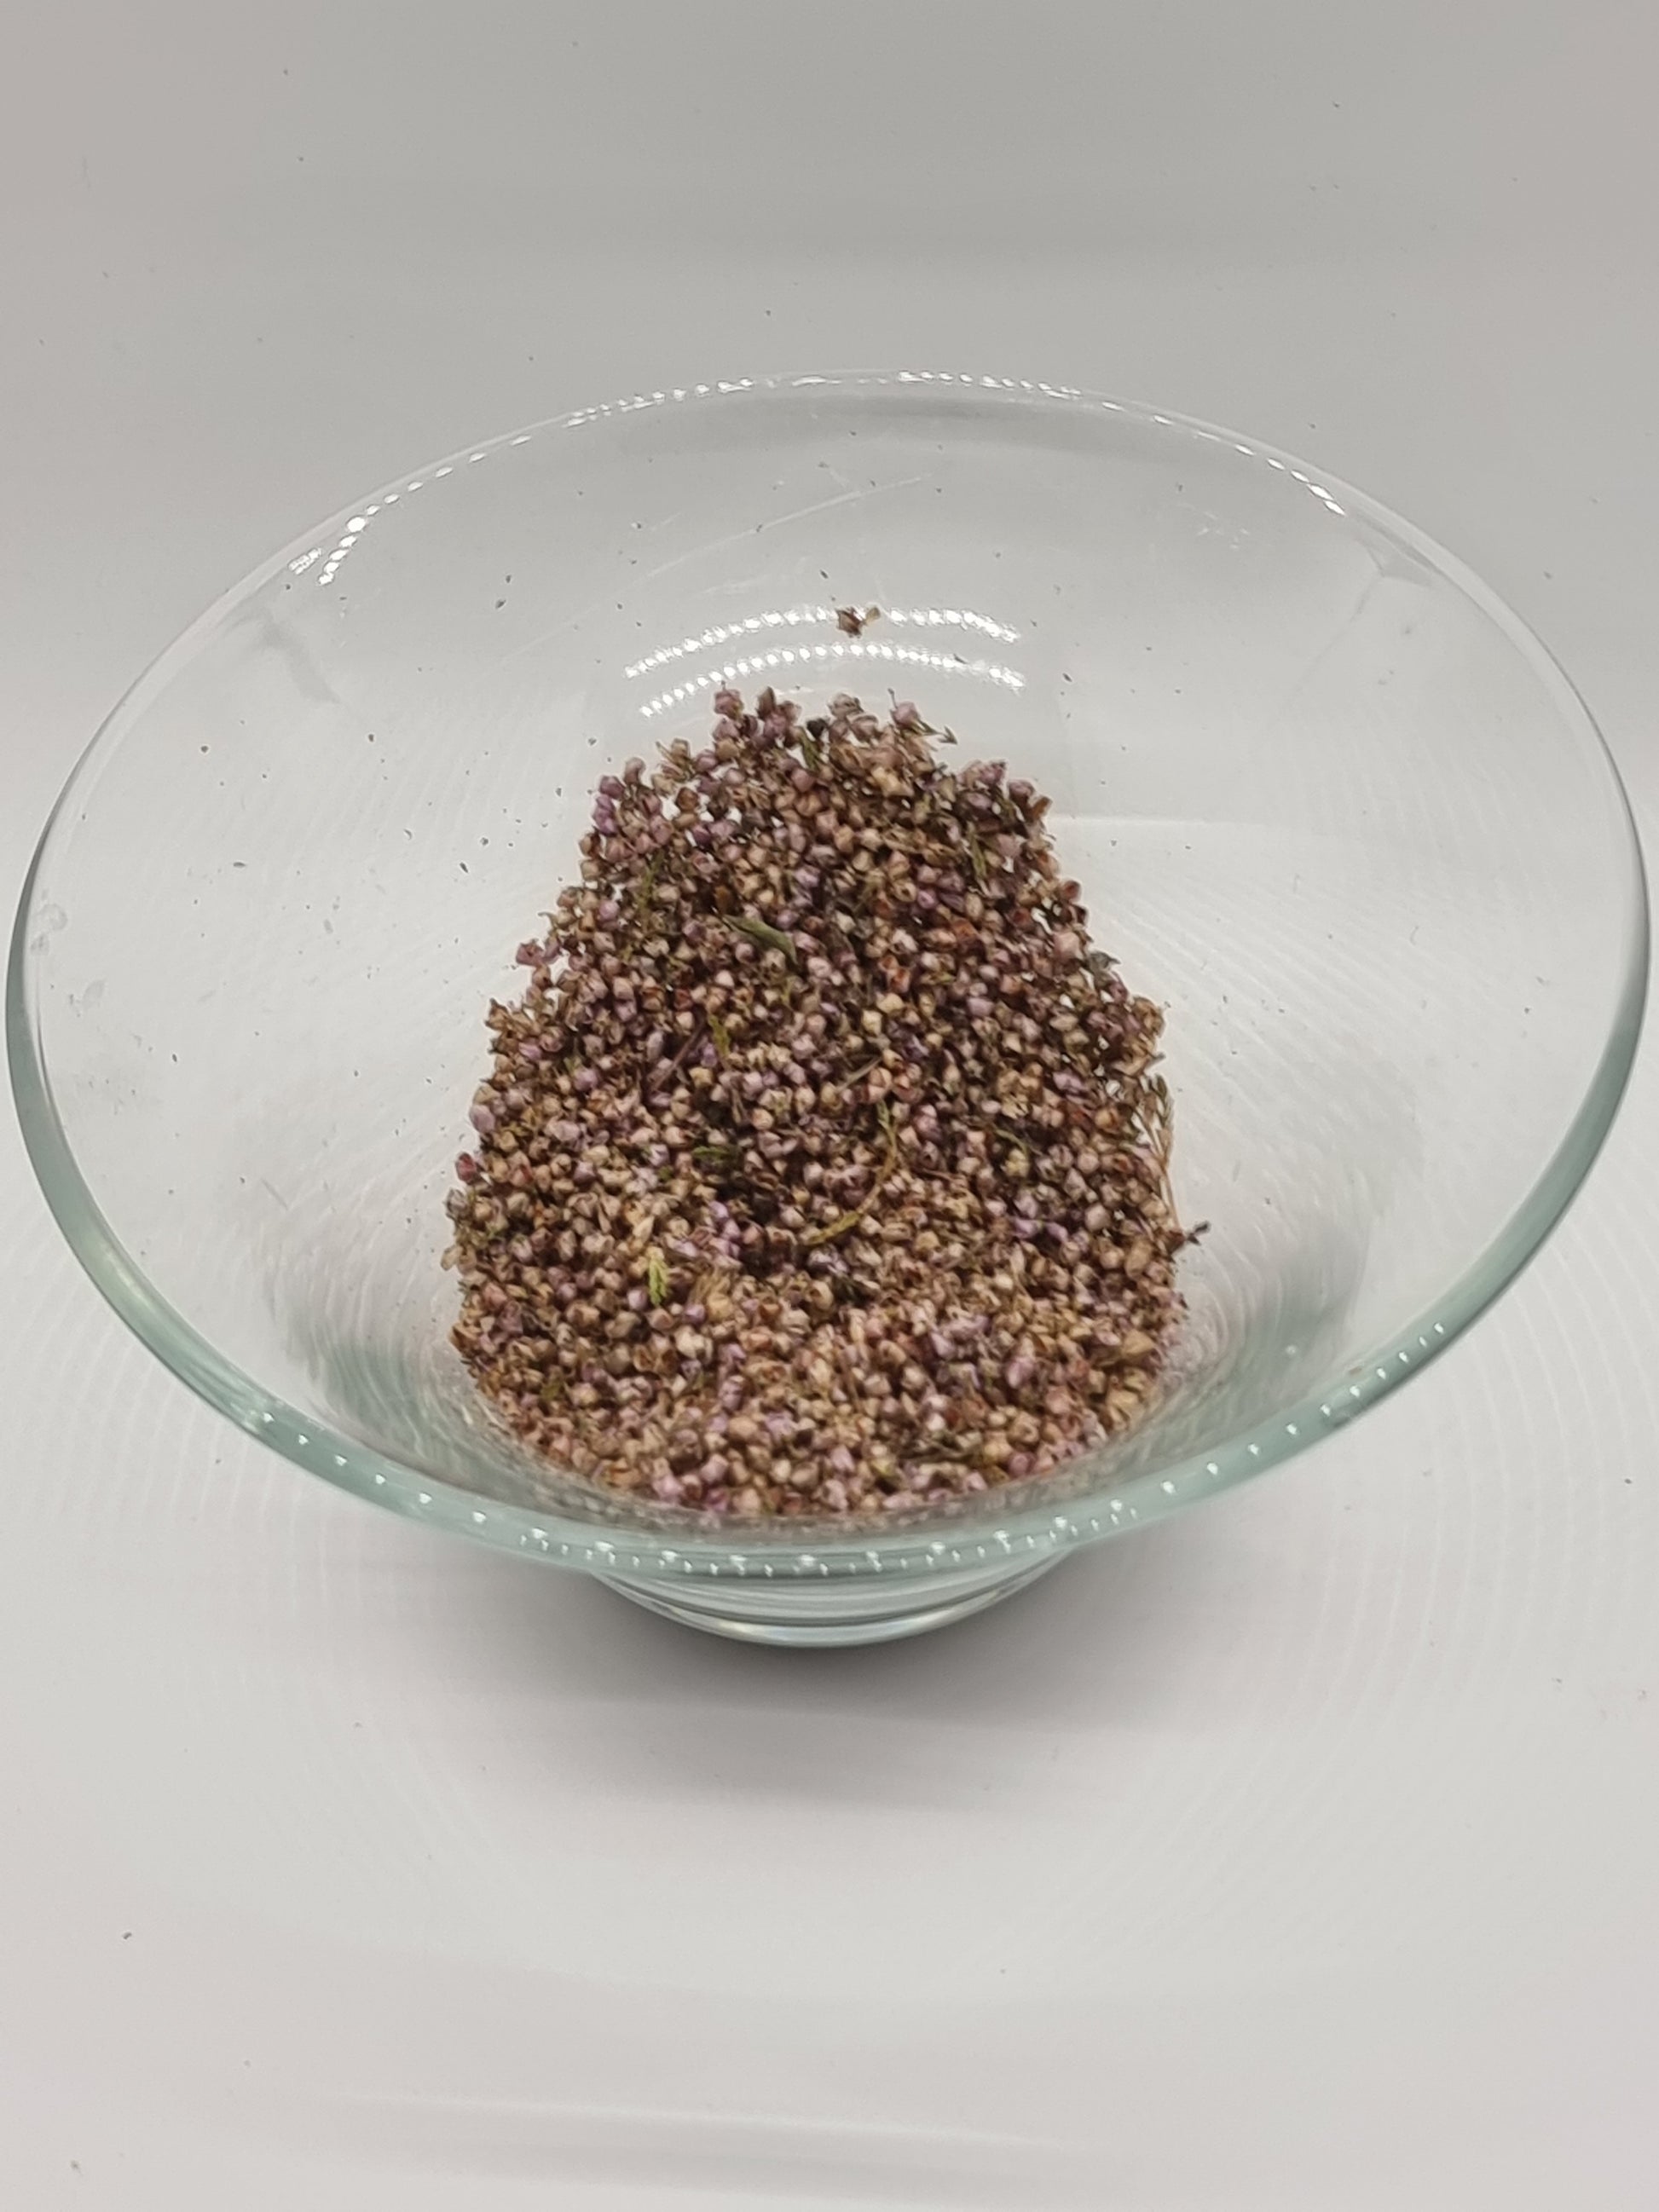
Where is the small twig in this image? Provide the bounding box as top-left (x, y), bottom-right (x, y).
top-left (666, 1020), bottom-right (706, 1079)
top-left (801, 1106), bottom-right (899, 1249)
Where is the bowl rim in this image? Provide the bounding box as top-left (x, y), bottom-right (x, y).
top-left (7, 369), bottom-right (1650, 1584)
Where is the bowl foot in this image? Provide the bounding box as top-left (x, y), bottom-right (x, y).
top-left (595, 1553), bottom-right (1061, 1646)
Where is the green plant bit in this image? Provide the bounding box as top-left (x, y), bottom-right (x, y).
top-left (725, 915), bottom-right (797, 962)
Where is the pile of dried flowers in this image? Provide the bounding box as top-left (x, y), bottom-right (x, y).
top-left (447, 688), bottom-right (1189, 1516)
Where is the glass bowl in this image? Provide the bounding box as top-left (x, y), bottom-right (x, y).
top-left (9, 371), bottom-right (1647, 1645)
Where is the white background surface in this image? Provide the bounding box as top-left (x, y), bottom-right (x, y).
top-left (3, 5), bottom-right (1657, 2204)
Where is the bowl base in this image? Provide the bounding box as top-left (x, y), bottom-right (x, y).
top-left (596, 1554), bottom-right (1061, 1647)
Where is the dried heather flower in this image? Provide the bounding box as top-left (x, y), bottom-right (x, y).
top-left (447, 687), bottom-right (1192, 1517)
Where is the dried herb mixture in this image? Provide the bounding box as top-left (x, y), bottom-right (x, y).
top-left (446, 686), bottom-right (1191, 1516)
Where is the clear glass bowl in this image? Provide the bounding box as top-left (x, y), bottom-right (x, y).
top-left (9, 372), bottom-right (1647, 1644)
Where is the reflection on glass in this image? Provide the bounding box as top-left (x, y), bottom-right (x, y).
top-left (638, 637), bottom-right (1025, 720)
top-left (627, 603), bottom-right (1020, 683)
